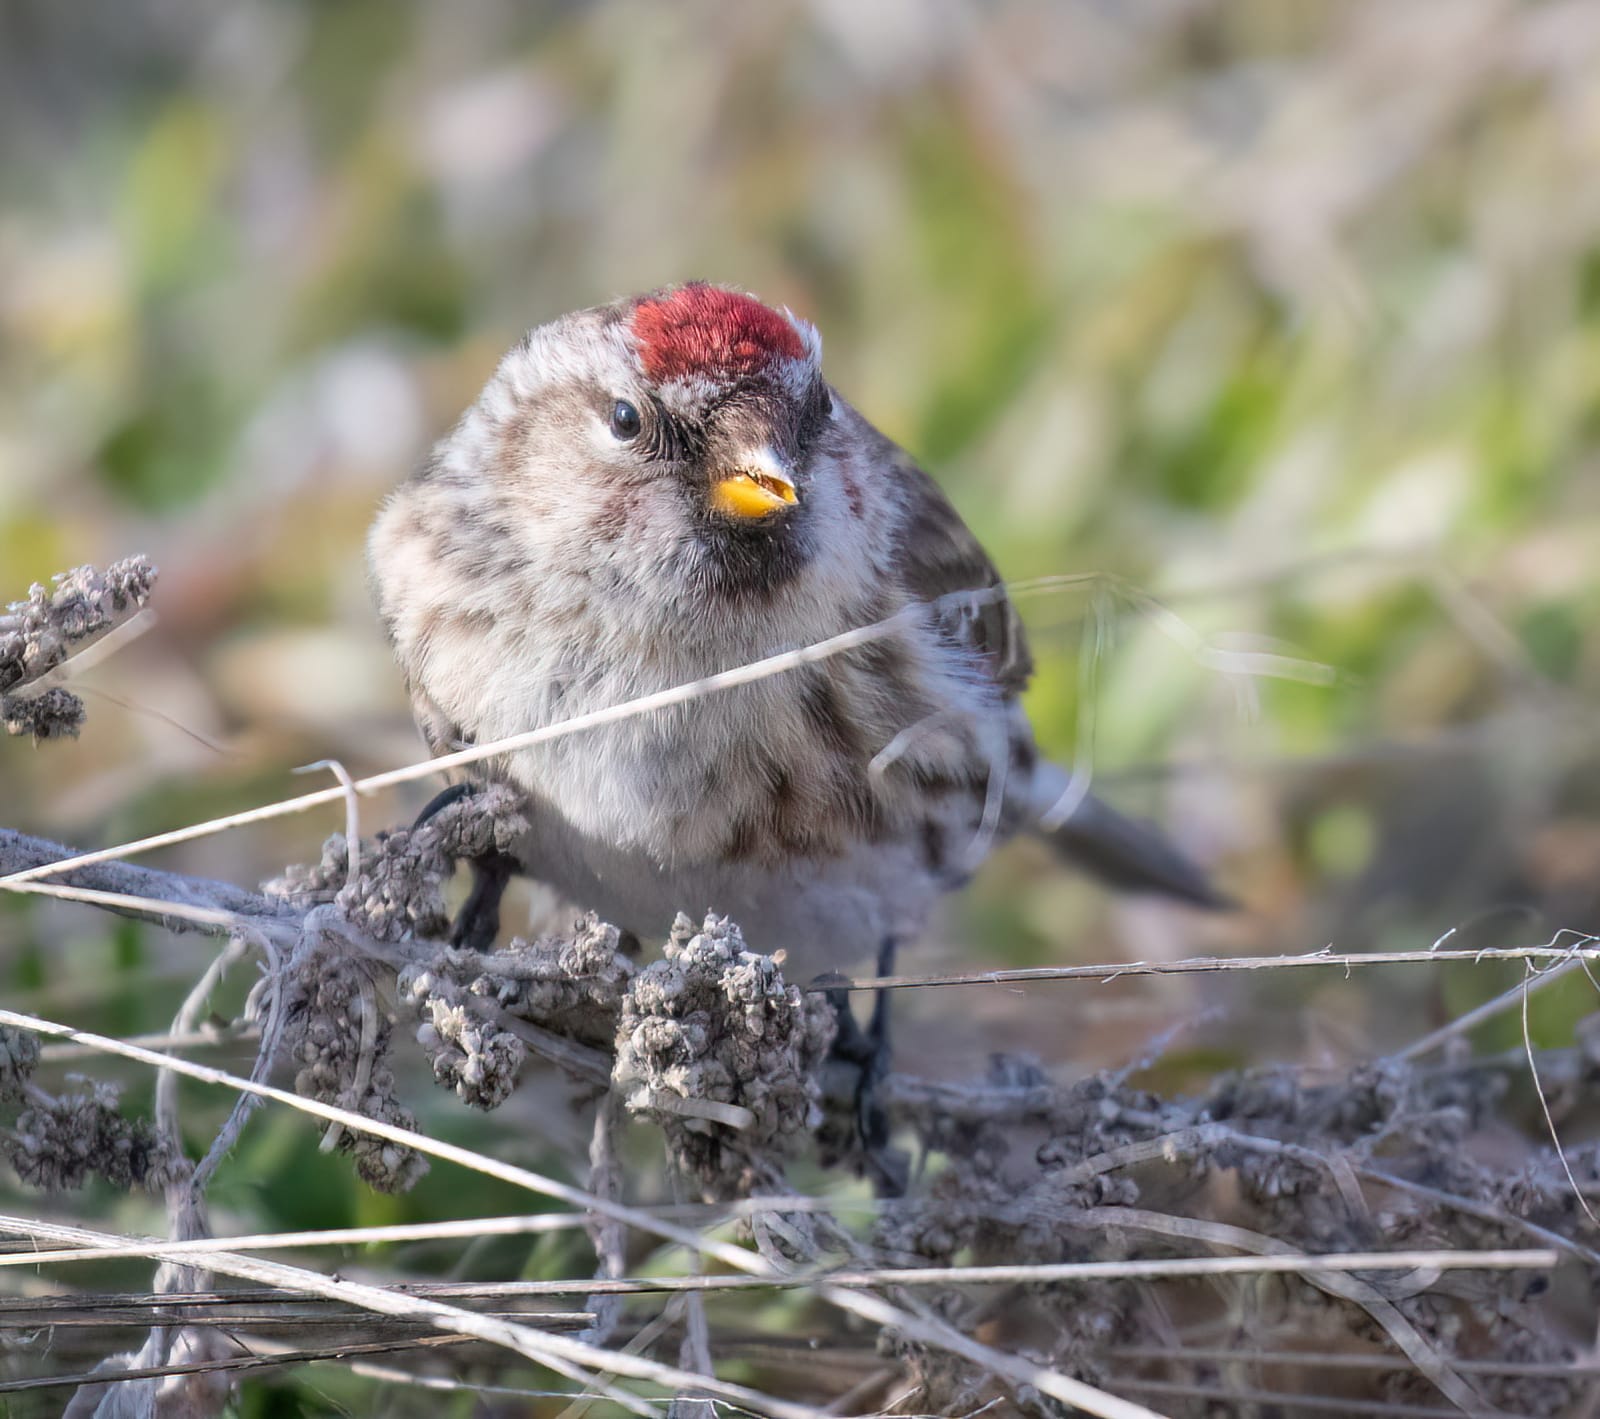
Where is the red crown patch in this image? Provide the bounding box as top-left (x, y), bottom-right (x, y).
top-left (631, 283), bottom-right (806, 383)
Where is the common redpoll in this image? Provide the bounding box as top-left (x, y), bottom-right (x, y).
top-left (369, 283), bottom-right (1221, 974)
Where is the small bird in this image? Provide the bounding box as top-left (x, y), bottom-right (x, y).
top-left (369, 283), bottom-right (1222, 980)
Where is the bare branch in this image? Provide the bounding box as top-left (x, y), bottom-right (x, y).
top-left (0, 828), bottom-right (297, 940)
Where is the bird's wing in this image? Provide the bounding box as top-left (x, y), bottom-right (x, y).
top-left (885, 443), bottom-right (1034, 697)
top-left (882, 434), bottom-right (1229, 909)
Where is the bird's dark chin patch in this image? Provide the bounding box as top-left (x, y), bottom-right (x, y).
top-left (685, 509), bottom-right (813, 601)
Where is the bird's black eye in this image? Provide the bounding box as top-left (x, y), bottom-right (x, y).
top-left (610, 400), bottom-right (641, 441)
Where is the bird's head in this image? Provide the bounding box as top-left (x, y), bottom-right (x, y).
top-left (456, 283), bottom-right (843, 599)
top-left (626, 282), bottom-right (829, 520)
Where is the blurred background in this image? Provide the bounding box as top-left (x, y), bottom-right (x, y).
top-left (3, 0), bottom-right (1600, 1408)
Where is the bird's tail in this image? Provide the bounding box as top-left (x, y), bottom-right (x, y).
top-left (1027, 763), bottom-right (1232, 909)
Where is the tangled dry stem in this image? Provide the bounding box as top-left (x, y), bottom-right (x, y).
top-left (874, 1053), bottom-right (1593, 1417)
top-left (6, 790), bottom-right (1598, 1417)
top-left (3, 563), bottom-right (1600, 1416)
top-left (0, 558), bottom-right (157, 743)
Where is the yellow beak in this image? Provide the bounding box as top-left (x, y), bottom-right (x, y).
top-left (708, 448), bottom-right (799, 520)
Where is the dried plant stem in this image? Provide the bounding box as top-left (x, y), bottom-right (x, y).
top-left (1112, 1345), bottom-right (1600, 1379)
top-left (1393, 945), bottom-right (1593, 1061)
top-left (1062, 1205), bottom-right (1499, 1416)
top-left (669, 1157), bottom-right (715, 1414)
top-left (0, 1334), bottom-right (489, 1399)
top-left (0, 1006), bottom-right (1157, 1419)
top-left (9, 819), bottom-right (1598, 1006)
top-left (0, 1005), bottom-right (756, 1273)
top-left (0, 1214), bottom-right (816, 1419)
top-left (0, 1242), bottom-right (1549, 1290)
top-left (1112, 1375), bottom-right (1467, 1418)
top-left (0, 877), bottom-right (284, 936)
top-left (0, 827), bottom-right (296, 939)
top-left (0, 573), bottom-right (1327, 891)
top-left (559, 1303), bottom-right (688, 1419)
top-left (292, 758), bottom-right (363, 886)
top-left (1523, 961), bottom-right (1600, 1232)
top-left (828, 935), bottom-right (1600, 992)
top-left (814, 1285), bottom-right (1166, 1419)
top-left (39, 1023), bottom-right (261, 1064)
top-left (1358, 1166), bottom-right (1600, 1267)
top-left (0, 597), bottom-right (981, 888)
top-left (0, 1202), bottom-right (868, 1286)
top-left (581, 1091), bottom-right (628, 1347)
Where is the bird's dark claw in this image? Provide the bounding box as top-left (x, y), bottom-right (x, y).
top-left (412, 782), bottom-right (514, 951)
top-left (451, 850), bottom-right (516, 951)
top-left (814, 937), bottom-right (908, 1196)
top-left (412, 781), bottom-right (475, 828)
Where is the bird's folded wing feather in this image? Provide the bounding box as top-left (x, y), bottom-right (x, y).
top-left (885, 440), bottom-right (1229, 908)
top-left (885, 444), bottom-right (1033, 697)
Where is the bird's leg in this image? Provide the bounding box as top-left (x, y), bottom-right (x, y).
top-left (818, 936), bottom-right (908, 1196)
top-left (412, 782), bottom-right (515, 952)
top-left (859, 934), bottom-right (896, 1149)
top-left (451, 852), bottom-right (514, 951)
top-left (412, 782), bottom-right (473, 826)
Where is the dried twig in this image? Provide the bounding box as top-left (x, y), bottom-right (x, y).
top-left (0, 558), bottom-right (157, 743)
top-left (825, 935), bottom-right (1600, 992)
